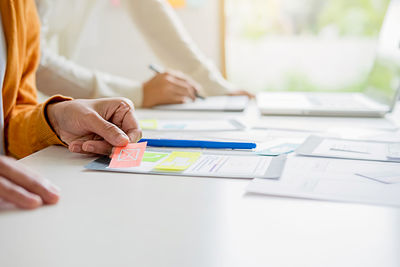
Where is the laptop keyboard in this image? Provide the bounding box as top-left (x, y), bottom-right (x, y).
top-left (307, 95), bottom-right (368, 109)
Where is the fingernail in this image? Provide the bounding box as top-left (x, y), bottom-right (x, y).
top-left (25, 195), bottom-right (43, 209)
top-left (117, 133), bottom-right (129, 145)
top-left (85, 144), bottom-right (95, 153)
top-left (71, 144), bottom-right (81, 153)
top-left (49, 184), bottom-right (61, 194)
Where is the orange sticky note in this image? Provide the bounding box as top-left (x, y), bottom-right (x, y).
top-left (168, 0), bottom-right (186, 8)
top-left (109, 142), bottom-right (147, 168)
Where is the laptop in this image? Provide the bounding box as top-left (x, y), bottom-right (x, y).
top-left (257, 0), bottom-right (400, 117)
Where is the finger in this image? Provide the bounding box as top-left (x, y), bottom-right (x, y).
top-left (109, 99), bottom-right (142, 143)
top-left (85, 112), bottom-right (129, 147)
top-left (82, 140), bottom-right (113, 155)
top-left (69, 140), bottom-right (95, 155)
top-left (170, 96), bottom-right (186, 104)
top-left (168, 79), bottom-right (196, 101)
top-left (166, 71), bottom-right (202, 94)
top-left (121, 110), bottom-right (142, 143)
top-left (0, 158), bottom-right (60, 205)
top-left (0, 177), bottom-right (43, 209)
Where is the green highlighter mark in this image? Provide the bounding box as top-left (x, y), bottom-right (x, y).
top-left (142, 152), bottom-right (168, 162)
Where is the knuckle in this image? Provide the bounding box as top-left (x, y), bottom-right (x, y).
top-left (0, 179), bottom-right (16, 196)
top-left (26, 177), bottom-right (45, 193)
top-left (120, 98), bottom-right (134, 109)
top-left (165, 76), bottom-right (175, 83)
top-left (103, 122), bottom-right (118, 133)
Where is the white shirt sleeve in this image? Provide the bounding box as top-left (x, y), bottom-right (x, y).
top-left (36, 0), bottom-right (235, 107)
top-left (122, 0), bottom-right (235, 96)
top-left (36, 0), bottom-right (144, 105)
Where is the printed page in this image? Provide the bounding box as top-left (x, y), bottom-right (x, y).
top-left (246, 156), bottom-right (400, 207)
top-left (298, 136), bottom-right (400, 162)
top-left (90, 149), bottom-right (278, 179)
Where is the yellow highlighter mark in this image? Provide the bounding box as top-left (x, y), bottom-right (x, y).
top-left (139, 119), bottom-right (158, 130)
top-left (155, 151), bottom-right (202, 172)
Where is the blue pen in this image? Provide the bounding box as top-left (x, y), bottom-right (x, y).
top-left (139, 139), bottom-right (256, 150)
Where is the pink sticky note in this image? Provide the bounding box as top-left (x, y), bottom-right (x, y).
top-left (109, 142), bottom-right (147, 168)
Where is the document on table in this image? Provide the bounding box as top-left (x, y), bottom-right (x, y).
top-left (246, 156), bottom-right (400, 207)
top-left (85, 149), bottom-right (287, 179)
top-left (251, 116), bottom-right (398, 132)
top-left (139, 119), bottom-right (245, 131)
top-left (153, 96), bottom-right (249, 112)
top-left (296, 135), bottom-right (400, 162)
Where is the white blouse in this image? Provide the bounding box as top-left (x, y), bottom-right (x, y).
top-left (35, 0), bottom-right (234, 107)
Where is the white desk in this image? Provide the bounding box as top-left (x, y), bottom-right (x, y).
top-left (1, 104), bottom-right (400, 267)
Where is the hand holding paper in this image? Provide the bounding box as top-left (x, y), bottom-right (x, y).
top-left (109, 142), bottom-right (147, 168)
top-left (47, 98), bottom-right (142, 155)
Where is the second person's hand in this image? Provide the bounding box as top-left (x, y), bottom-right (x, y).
top-left (142, 71), bottom-right (202, 108)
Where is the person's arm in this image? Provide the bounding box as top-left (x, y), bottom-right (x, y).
top-left (122, 0), bottom-right (237, 96)
top-left (0, 0), bottom-right (142, 211)
top-left (5, 0), bottom-right (142, 158)
top-left (35, 0), bottom-right (145, 105)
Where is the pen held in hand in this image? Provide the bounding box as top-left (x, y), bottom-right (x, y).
top-left (148, 64), bottom-right (205, 100)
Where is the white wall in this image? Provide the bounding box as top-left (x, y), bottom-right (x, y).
top-left (74, 0), bottom-right (222, 83)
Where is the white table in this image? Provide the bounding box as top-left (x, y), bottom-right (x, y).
top-left (1, 103), bottom-right (400, 267)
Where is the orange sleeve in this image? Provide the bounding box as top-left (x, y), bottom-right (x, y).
top-left (2, 0), bottom-right (72, 158)
top-left (7, 96), bottom-right (72, 159)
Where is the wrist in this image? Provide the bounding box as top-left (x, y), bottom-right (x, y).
top-left (46, 103), bottom-right (62, 138)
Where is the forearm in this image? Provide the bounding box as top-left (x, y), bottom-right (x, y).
top-left (122, 0), bottom-right (235, 96)
top-left (6, 95), bottom-right (71, 159)
top-left (38, 41), bottom-right (145, 106)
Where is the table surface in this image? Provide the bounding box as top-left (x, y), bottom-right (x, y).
top-left (1, 103), bottom-right (400, 267)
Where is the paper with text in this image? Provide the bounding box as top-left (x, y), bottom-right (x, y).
top-left (87, 149), bottom-right (280, 179)
top-left (247, 156), bottom-right (400, 207)
top-left (155, 151), bottom-right (202, 171)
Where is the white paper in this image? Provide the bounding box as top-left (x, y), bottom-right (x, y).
top-left (154, 96), bottom-right (248, 111)
top-left (297, 136), bottom-right (400, 162)
top-left (356, 170), bottom-right (400, 184)
top-left (140, 119), bottom-right (243, 131)
top-left (246, 156), bottom-right (400, 207)
top-left (93, 149), bottom-right (279, 179)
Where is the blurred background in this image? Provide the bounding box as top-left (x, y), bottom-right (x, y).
top-left (69, 0), bottom-right (390, 94)
top-left (226, 0), bottom-right (391, 93)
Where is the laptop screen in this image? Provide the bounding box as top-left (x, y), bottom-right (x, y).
top-left (364, 0), bottom-right (400, 108)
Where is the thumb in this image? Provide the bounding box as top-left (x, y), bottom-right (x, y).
top-left (86, 113), bottom-right (129, 147)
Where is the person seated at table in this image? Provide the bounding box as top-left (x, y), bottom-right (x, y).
top-left (34, 0), bottom-right (253, 108)
top-left (0, 0), bottom-right (142, 210)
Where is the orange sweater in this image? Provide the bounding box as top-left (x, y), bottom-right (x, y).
top-left (0, 0), bottom-right (70, 158)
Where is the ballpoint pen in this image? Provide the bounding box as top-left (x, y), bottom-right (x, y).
top-left (139, 138), bottom-right (257, 150)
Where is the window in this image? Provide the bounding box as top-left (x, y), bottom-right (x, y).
top-left (225, 0), bottom-right (390, 92)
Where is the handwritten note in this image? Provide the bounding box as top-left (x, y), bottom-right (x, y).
top-left (109, 142), bottom-right (147, 168)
